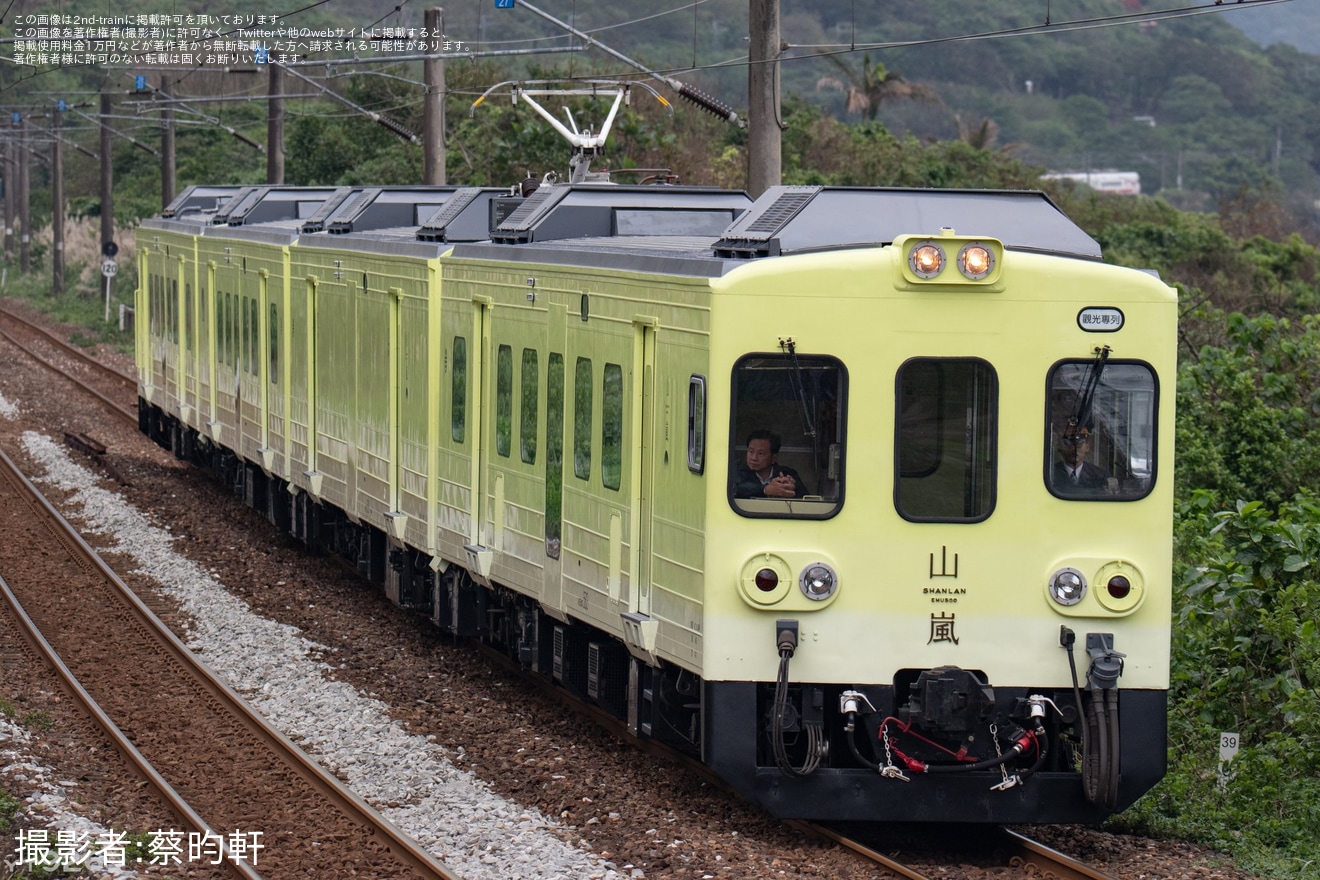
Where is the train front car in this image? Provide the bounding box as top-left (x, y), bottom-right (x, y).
top-left (700, 188), bottom-right (1175, 823)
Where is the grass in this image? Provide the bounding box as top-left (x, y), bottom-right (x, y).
top-left (0, 255), bottom-right (136, 354)
top-left (0, 788), bottom-right (20, 832)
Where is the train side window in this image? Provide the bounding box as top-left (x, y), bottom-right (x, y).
top-left (219, 292), bottom-right (228, 365)
top-left (248, 299), bottom-right (258, 374)
top-left (1046, 360), bottom-right (1157, 501)
top-left (546, 353), bottom-right (565, 557)
top-left (688, 375), bottom-right (706, 474)
top-left (227, 292), bottom-right (236, 367)
top-left (729, 354), bottom-right (846, 519)
top-left (248, 297), bottom-right (258, 375)
top-left (895, 358), bottom-right (997, 523)
top-left (185, 284), bottom-right (193, 353)
top-left (574, 357), bottom-right (592, 481)
top-left (269, 302), bottom-right (279, 383)
top-left (170, 279), bottom-right (178, 343)
top-left (521, 348), bottom-right (538, 465)
top-left (496, 344), bottom-right (513, 458)
top-left (451, 336), bottom-right (467, 444)
top-left (602, 362), bottom-right (623, 491)
top-left (241, 295), bottom-right (250, 373)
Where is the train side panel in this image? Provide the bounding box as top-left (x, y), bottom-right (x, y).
top-left (440, 258), bottom-right (712, 670)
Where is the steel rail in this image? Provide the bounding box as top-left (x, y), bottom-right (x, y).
top-left (0, 443), bottom-right (461, 880)
top-left (0, 302), bottom-right (137, 386)
top-left (0, 323), bottom-right (138, 423)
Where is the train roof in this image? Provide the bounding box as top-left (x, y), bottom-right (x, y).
top-left (485, 184), bottom-right (752, 244)
top-left (141, 185), bottom-right (246, 234)
top-left (712, 186), bottom-right (1101, 259)
top-left (450, 186), bottom-right (1103, 274)
top-left (169, 185), bottom-right (504, 250)
top-left (296, 226), bottom-right (453, 260)
top-left (312, 186), bottom-right (503, 237)
top-left (160, 184), bottom-right (245, 218)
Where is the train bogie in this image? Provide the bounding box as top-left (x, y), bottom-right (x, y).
top-left (138, 183), bottom-right (1174, 824)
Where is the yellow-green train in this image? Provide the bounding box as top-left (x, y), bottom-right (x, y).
top-left (137, 181), bottom-right (1175, 823)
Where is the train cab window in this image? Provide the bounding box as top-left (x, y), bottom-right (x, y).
top-left (896, 358), bottom-right (997, 522)
top-left (496, 344), bottom-right (513, 458)
top-left (1047, 359), bottom-right (1157, 501)
top-left (729, 354), bottom-right (846, 519)
top-left (451, 336), bottom-right (467, 443)
top-left (521, 349), bottom-right (538, 465)
top-left (574, 357), bottom-right (592, 480)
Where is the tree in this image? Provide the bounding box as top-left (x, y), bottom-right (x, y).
top-left (814, 55), bottom-right (941, 121)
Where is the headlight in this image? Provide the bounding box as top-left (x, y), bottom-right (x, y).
top-left (1048, 568), bottom-right (1087, 606)
top-left (908, 242), bottom-right (945, 278)
top-left (799, 562), bottom-right (838, 601)
top-left (957, 242), bottom-right (995, 280)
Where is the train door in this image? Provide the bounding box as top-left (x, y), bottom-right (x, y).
top-left (163, 253), bottom-right (182, 417)
top-left (180, 255), bottom-right (200, 428)
top-left (629, 320), bottom-right (658, 627)
top-left (259, 270), bottom-right (284, 476)
top-left (213, 257), bottom-right (243, 446)
top-left (238, 267), bottom-right (263, 462)
top-left (203, 261), bottom-right (217, 431)
top-left (540, 303), bottom-right (568, 615)
top-left (560, 309), bottom-right (636, 634)
top-left (453, 295), bottom-right (492, 581)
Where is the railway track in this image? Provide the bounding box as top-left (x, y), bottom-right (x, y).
top-left (0, 302), bottom-right (138, 424)
top-left (0, 442), bottom-right (460, 880)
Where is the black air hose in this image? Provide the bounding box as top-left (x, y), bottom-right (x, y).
top-left (920, 734), bottom-right (1032, 773)
top-left (847, 724), bottom-right (881, 772)
top-left (1088, 685), bottom-right (1110, 806)
top-left (1105, 687), bottom-right (1121, 808)
top-left (771, 649), bottom-right (823, 777)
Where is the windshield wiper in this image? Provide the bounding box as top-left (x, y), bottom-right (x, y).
top-left (780, 337), bottom-right (816, 439)
top-left (1070, 345), bottom-right (1112, 432)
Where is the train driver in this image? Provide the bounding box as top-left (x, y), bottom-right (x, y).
top-left (735, 429), bottom-right (809, 498)
top-left (1051, 425), bottom-right (1110, 494)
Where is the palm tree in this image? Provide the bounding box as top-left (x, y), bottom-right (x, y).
top-left (953, 113), bottom-right (1025, 156)
top-left (815, 54), bottom-right (941, 121)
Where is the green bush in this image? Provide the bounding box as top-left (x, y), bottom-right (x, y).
top-left (1121, 495), bottom-right (1320, 877)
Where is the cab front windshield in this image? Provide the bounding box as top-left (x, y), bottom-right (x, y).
top-left (1047, 359), bottom-right (1157, 500)
top-left (729, 354), bottom-right (845, 518)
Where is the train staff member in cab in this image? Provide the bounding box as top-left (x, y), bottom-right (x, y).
top-left (736, 429), bottom-right (809, 498)
top-left (1052, 425), bottom-right (1109, 493)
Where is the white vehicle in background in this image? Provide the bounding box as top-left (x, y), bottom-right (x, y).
top-left (1042, 171), bottom-right (1142, 195)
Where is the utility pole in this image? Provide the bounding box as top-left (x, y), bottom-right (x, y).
top-left (19, 116), bottom-right (30, 273)
top-left (161, 77), bottom-right (176, 207)
top-left (53, 105), bottom-right (65, 294)
top-left (4, 121), bottom-right (14, 261)
top-left (267, 62), bottom-right (284, 184)
top-left (423, 7), bottom-right (446, 185)
top-left (100, 92), bottom-right (114, 252)
top-left (748, 0), bottom-right (782, 197)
